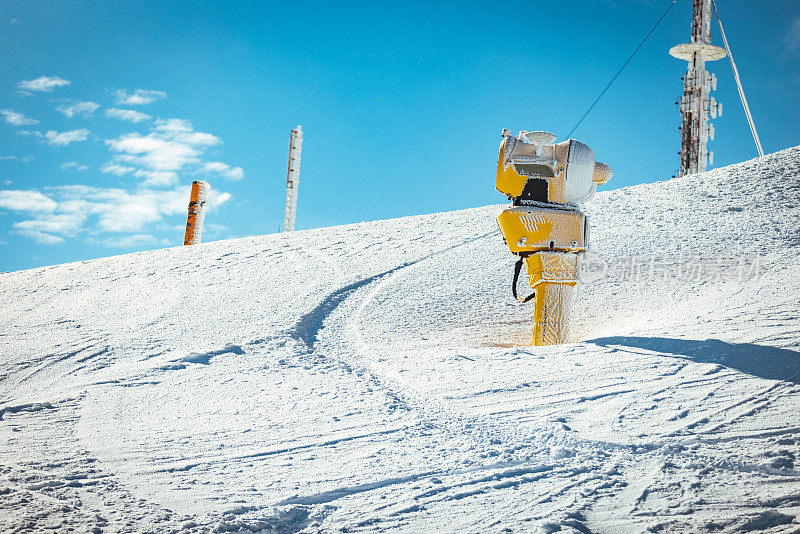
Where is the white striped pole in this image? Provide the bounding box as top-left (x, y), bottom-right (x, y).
top-left (284, 126), bottom-right (303, 232)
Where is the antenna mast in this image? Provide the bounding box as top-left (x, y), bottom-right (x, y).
top-left (669, 0), bottom-right (726, 176)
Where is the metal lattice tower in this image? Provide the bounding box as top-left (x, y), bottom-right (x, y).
top-left (669, 0), bottom-right (726, 176)
top-left (283, 125), bottom-right (303, 232)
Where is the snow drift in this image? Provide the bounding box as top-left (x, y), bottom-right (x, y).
top-left (1, 146), bottom-right (799, 533)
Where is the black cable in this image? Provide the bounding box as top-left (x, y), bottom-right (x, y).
top-left (567, 0), bottom-right (678, 138)
top-left (512, 257), bottom-right (536, 303)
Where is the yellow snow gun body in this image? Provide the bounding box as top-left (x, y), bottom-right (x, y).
top-left (495, 130), bottom-right (611, 346)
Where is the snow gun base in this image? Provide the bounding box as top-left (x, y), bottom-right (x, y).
top-left (497, 206), bottom-right (583, 346)
top-left (526, 252), bottom-right (578, 346)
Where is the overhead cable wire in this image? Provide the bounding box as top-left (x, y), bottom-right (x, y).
top-left (567, 0), bottom-right (678, 138)
top-left (711, 0), bottom-right (764, 157)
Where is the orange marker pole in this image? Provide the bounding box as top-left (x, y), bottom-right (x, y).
top-left (183, 180), bottom-right (210, 245)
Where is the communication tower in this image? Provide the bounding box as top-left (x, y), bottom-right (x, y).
top-left (669, 0), bottom-right (726, 176)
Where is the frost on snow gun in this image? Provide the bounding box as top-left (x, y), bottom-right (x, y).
top-left (495, 130), bottom-right (611, 346)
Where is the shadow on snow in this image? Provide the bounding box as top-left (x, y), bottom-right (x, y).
top-left (589, 336), bottom-right (800, 384)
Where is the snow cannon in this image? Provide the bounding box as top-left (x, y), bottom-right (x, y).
top-left (495, 130), bottom-right (611, 345)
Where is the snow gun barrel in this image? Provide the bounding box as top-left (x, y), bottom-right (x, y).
top-left (494, 130), bottom-right (611, 346)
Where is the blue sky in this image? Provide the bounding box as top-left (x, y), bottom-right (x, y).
top-left (1, 0), bottom-right (798, 272)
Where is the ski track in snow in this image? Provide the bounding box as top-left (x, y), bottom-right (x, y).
top-left (1, 147), bottom-right (800, 532)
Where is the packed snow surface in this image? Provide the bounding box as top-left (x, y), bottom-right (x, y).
top-left (2, 147), bottom-right (800, 533)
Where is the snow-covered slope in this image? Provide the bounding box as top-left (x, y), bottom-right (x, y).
top-left (1, 147), bottom-right (799, 533)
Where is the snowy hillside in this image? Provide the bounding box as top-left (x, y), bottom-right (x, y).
top-left (1, 146), bottom-right (799, 533)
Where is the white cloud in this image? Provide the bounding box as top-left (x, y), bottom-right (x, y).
top-left (14, 212), bottom-right (84, 235)
top-left (1, 155), bottom-right (33, 162)
top-left (12, 209), bottom-right (86, 244)
top-left (105, 108), bottom-right (152, 123)
top-left (16, 130), bottom-right (42, 138)
top-left (1, 109), bottom-right (39, 126)
top-left (103, 118), bottom-right (241, 190)
top-left (56, 100), bottom-right (99, 118)
top-left (105, 119), bottom-right (221, 183)
top-left (2, 184), bottom-right (231, 246)
top-left (61, 161), bottom-right (89, 172)
top-left (113, 89), bottom-right (167, 106)
top-left (0, 190), bottom-right (57, 212)
top-left (101, 162), bottom-right (136, 176)
top-left (16, 229), bottom-right (64, 244)
top-left (101, 163), bottom-right (177, 186)
top-left (45, 129), bottom-right (90, 146)
top-left (213, 191), bottom-right (231, 206)
top-left (108, 134), bottom-right (200, 171)
top-left (201, 161), bottom-right (244, 181)
top-left (132, 170), bottom-right (179, 187)
top-left (154, 119), bottom-right (220, 146)
top-left (98, 196), bottom-right (163, 232)
top-left (17, 76), bottom-right (70, 93)
top-left (154, 118), bottom-right (192, 133)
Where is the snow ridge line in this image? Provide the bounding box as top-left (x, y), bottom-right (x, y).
top-left (275, 470), bottom-right (440, 507)
top-left (290, 264), bottom-right (412, 347)
top-left (290, 229), bottom-right (499, 348)
top-left (0, 401), bottom-right (54, 421)
top-left (146, 426), bottom-right (409, 474)
top-left (273, 459), bottom-right (570, 511)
